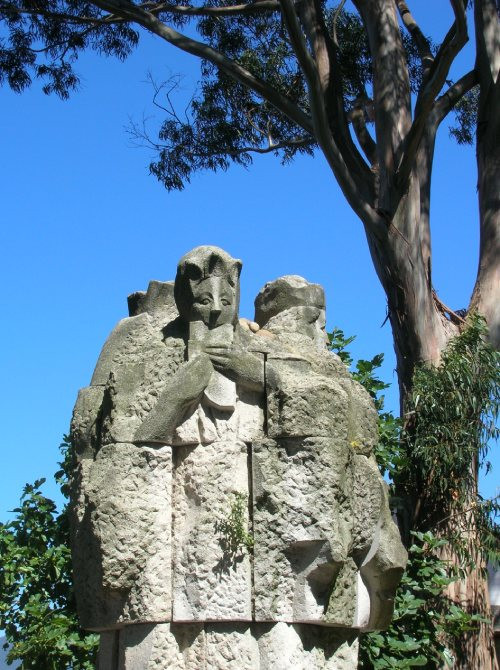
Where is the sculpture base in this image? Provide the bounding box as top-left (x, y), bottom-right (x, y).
top-left (97, 622), bottom-right (358, 669)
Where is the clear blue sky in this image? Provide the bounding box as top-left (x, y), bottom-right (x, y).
top-left (0, 3), bottom-right (497, 518)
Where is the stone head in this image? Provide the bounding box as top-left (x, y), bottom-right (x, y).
top-left (174, 246), bottom-right (242, 329)
top-left (254, 275), bottom-right (328, 347)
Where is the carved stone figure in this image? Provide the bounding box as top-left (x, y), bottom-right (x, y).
top-left (70, 246), bottom-right (407, 669)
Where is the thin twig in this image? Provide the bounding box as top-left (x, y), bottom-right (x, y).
top-left (91, 0), bottom-right (314, 135)
top-left (0, 3), bottom-right (121, 25)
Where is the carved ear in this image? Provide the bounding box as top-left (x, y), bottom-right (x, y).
top-left (232, 259), bottom-right (243, 283)
top-left (207, 252), bottom-right (223, 277)
top-left (183, 261), bottom-right (203, 282)
top-left (234, 259), bottom-right (242, 276)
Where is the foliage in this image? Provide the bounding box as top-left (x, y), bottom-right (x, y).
top-left (0, 437), bottom-right (98, 669)
top-left (137, 6), bottom-right (434, 191)
top-left (1, 1), bottom-right (474, 190)
top-left (359, 532), bottom-right (487, 670)
top-left (449, 86), bottom-right (480, 145)
top-left (216, 491), bottom-right (254, 554)
top-left (329, 327), bottom-right (404, 481)
top-left (398, 314), bottom-right (499, 562)
top-left (329, 323), bottom-right (499, 669)
top-left (0, 0), bottom-right (138, 97)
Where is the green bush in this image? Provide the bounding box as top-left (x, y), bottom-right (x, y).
top-left (0, 439), bottom-right (98, 670)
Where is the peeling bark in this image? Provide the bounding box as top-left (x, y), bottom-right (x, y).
top-left (470, 0), bottom-right (500, 349)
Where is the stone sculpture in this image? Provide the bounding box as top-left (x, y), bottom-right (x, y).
top-left (70, 246), bottom-right (407, 669)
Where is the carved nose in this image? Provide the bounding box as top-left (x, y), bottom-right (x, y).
top-left (210, 308), bottom-right (222, 325)
top-left (211, 299), bottom-right (222, 315)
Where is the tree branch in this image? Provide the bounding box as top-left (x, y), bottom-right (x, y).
top-left (332, 0), bottom-right (346, 46)
top-left (145, 0), bottom-right (280, 16)
top-left (474, 0), bottom-right (500, 88)
top-left (432, 69), bottom-right (478, 128)
top-left (300, 0), bottom-right (375, 190)
top-left (353, 0), bottom-right (413, 215)
top-left (395, 0), bottom-right (433, 69)
top-left (90, 0), bottom-right (314, 135)
top-left (278, 0), bottom-right (380, 230)
top-left (0, 0), bottom-right (279, 23)
top-left (278, 0), bottom-right (317, 87)
top-left (128, 115), bottom-right (312, 155)
top-left (0, 3), bottom-right (120, 25)
top-left (227, 136), bottom-right (314, 155)
top-left (432, 289), bottom-right (467, 325)
top-left (395, 0), bottom-right (468, 191)
top-left (349, 99), bottom-right (377, 166)
top-left (277, 0), bottom-right (382, 231)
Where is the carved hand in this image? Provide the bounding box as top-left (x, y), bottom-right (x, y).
top-left (203, 344), bottom-right (264, 392)
top-left (134, 353), bottom-right (214, 443)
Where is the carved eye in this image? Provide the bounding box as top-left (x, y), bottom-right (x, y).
top-left (221, 299), bottom-right (231, 306)
top-left (200, 298), bottom-right (211, 306)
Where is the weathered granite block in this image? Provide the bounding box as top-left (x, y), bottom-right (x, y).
top-left (127, 280), bottom-right (176, 319)
top-left (71, 385), bottom-right (105, 457)
top-left (91, 313), bottom-right (153, 386)
top-left (266, 362), bottom-right (349, 440)
top-left (252, 437), bottom-right (354, 624)
top-left (205, 624), bottom-right (259, 668)
top-left (351, 453), bottom-right (407, 630)
top-left (172, 437), bottom-right (252, 621)
top-left (255, 623), bottom-right (359, 670)
top-left (72, 443), bottom-right (172, 629)
top-left (118, 623), bottom-right (205, 669)
top-left (98, 622), bottom-right (359, 669)
top-left (97, 631), bottom-right (119, 670)
top-left (351, 454), bottom-right (385, 558)
top-left (341, 379), bottom-right (379, 456)
top-left (359, 483), bottom-right (408, 631)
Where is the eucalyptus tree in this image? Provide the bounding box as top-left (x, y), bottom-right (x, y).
top-left (1, 0), bottom-right (499, 666)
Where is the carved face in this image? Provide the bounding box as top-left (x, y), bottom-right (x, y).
top-left (266, 306), bottom-right (328, 348)
top-left (290, 306), bottom-right (327, 345)
top-left (189, 276), bottom-right (237, 328)
top-left (311, 308), bottom-right (329, 347)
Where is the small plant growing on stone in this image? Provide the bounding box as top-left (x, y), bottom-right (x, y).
top-left (216, 492), bottom-right (254, 555)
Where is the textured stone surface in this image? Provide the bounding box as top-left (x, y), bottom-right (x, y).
top-left (99, 324), bottom-right (185, 446)
top-left (134, 355), bottom-right (214, 444)
top-left (172, 436), bottom-right (252, 621)
top-left (359, 481), bottom-right (408, 630)
top-left (266, 360), bottom-right (349, 440)
top-left (71, 251), bottom-right (407, 670)
top-left (118, 623), bottom-right (206, 669)
top-left (256, 623), bottom-right (359, 670)
top-left (99, 623), bottom-right (359, 669)
top-left (72, 443), bottom-right (172, 629)
top-left (71, 385), bottom-right (105, 457)
top-left (205, 624), bottom-right (259, 668)
top-left (127, 280), bottom-right (176, 319)
top-left (254, 275), bottom-right (325, 327)
top-left (253, 437), bottom-right (353, 624)
top-left (343, 380), bottom-right (379, 456)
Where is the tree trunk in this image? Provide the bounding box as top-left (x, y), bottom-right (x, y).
top-left (446, 4), bottom-right (500, 667)
top-left (363, 173), bottom-right (455, 402)
top-left (445, 545), bottom-right (498, 669)
top-left (470, 0), bottom-right (500, 350)
top-left (364, 165), bottom-right (497, 668)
